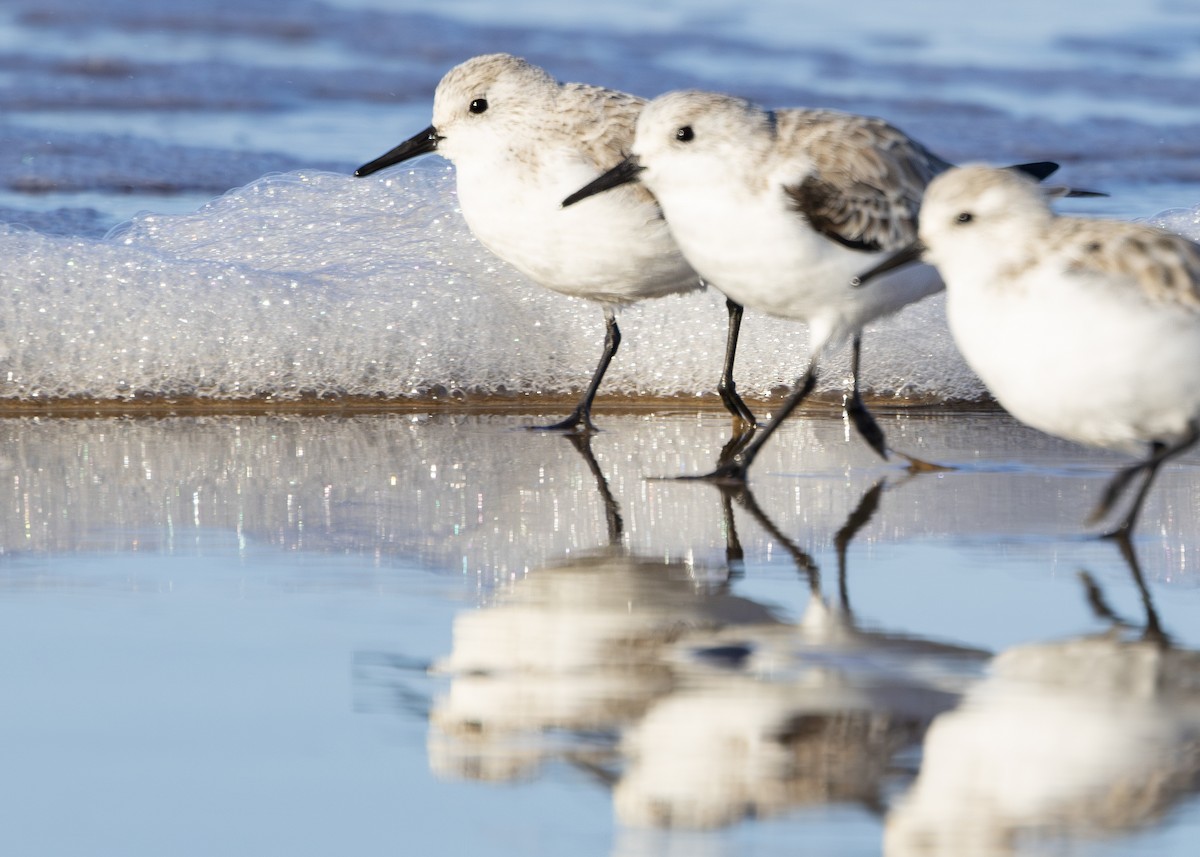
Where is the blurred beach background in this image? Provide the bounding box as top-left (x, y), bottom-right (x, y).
top-left (3, 2), bottom-right (1200, 855)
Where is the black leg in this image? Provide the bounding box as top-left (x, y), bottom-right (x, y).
top-left (718, 485), bottom-right (745, 578)
top-left (530, 307), bottom-right (620, 434)
top-left (846, 335), bottom-right (949, 472)
top-left (1112, 533), bottom-right (1167, 643)
top-left (833, 480), bottom-right (885, 613)
top-left (1077, 539), bottom-right (1167, 644)
top-left (562, 433), bottom-right (624, 546)
top-left (720, 482), bottom-right (820, 591)
top-left (845, 335), bottom-right (888, 461)
top-left (717, 298), bottom-right (758, 429)
top-left (1093, 421), bottom-right (1200, 539)
top-left (693, 359), bottom-right (819, 483)
top-left (716, 423), bottom-right (757, 469)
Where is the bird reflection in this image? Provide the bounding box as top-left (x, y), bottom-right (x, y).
top-left (426, 432), bottom-right (779, 781)
top-left (426, 551), bottom-right (780, 782)
top-left (885, 540), bottom-right (1200, 856)
top-left (612, 481), bottom-right (989, 828)
top-left (563, 432), bottom-right (624, 547)
top-left (384, 438), bottom-right (1041, 833)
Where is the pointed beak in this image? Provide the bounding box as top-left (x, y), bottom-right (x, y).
top-left (561, 155), bottom-right (646, 208)
top-left (850, 241), bottom-right (926, 288)
top-left (355, 125), bottom-right (441, 177)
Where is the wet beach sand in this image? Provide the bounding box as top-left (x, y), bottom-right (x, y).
top-left (2, 401), bottom-right (1200, 856)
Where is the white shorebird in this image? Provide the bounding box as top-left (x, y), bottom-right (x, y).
top-left (563, 89), bottom-right (1063, 480)
top-left (855, 165), bottom-right (1197, 538)
top-left (355, 53), bottom-right (702, 432)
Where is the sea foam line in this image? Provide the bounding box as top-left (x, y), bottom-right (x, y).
top-left (0, 164), bottom-right (1033, 408)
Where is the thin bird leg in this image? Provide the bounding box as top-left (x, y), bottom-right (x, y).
top-left (833, 480), bottom-right (885, 614)
top-left (1090, 453), bottom-right (1157, 527)
top-left (723, 482), bottom-right (820, 591)
top-left (716, 423), bottom-right (756, 468)
top-left (562, 432), bottom-right (624, 546)
top-left (717, 298), bottom-right (758, 429)
top-left (846, 335), bottom-right (948, 472)
top-left (531, 306), bottom-right (621, 434)
top-left (1095, 421), bottom-right (1200, 539)
top-left (717, 484), bottom-right (745, 578)
top-left (694, 358), bottom-right (819, 483)
top-left (1112, 534), bottom-right (1167, 643)
top-left (844, 334), bottom-right (888, 460)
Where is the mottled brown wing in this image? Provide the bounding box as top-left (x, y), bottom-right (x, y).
top-left (1062, 219), bottom-right (1200, 308)
top-left (558, 83), bottom-right (645, 170)
top-left (556, 83), bottom-right (661, 206)
top-left (782, 111), bottom-right (950, 253)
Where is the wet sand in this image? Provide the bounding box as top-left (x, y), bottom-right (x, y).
top-left (1, 409), bottom-right (1199, 856)
top-left (0, 391), bottom-right (969, 417)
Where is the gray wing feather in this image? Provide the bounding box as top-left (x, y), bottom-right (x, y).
top-left (782, 111), bottom-right (949, 253)
top-left (1063, 219), bottom-right (1200, 308)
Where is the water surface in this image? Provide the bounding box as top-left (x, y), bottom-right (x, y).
top-left (3, 413), bottom-right (1200, 856)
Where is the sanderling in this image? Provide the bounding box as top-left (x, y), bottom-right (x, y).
top-left (562, 88), bottom-right (1060, 480)
top-left (355, 53), bottom-right (702, 433)
top-left (855, 165), bottom-right (1198, 538)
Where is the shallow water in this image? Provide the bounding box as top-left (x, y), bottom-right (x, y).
top-left (3, 412), bottom-right (1200, 856)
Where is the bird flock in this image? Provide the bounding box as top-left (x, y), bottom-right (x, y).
top-left (356, 53), bottom-right (1200, 541)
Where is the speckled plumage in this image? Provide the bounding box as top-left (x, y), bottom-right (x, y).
top-left (914, 165), bottom-right (1200, 535)
top-left (615, 91), bottom-right (947, 342)
top-left (562, 88), bottom-right (957, 477)
top-left (421, 54), bottom-right (697, 304)
top-left (779, 108), bottom-right (950, 253)
top-left (356, 54), bottom-right (701, 432)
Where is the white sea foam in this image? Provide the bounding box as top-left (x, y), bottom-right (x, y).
top-left (3, 164), bottom-right (1197, 405)
top-left (0, 164), bottom-right (984, 403)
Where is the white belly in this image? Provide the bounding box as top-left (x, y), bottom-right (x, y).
top-left (658, 185), bottom-right (942, 346)
top-left (454, 157), bottom-right (699, 305)
top-left (947, 270), bottom-right (1200, 452)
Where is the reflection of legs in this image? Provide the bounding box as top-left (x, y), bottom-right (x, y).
top-left (700, 359), bottom-right (819, 483)
top-left (717, 298), bottom-right (758, 429)
top-left (833, 480), bottom-right (885, 614)
top-left (718, 486), bottom-right (745, 577)
top-left (1113, 535), bottom-right (1166, 643)
top-left (563, 432), bottom-right (624, 546)
top-left (716, 478), bottom-right (885, 606)
top-left (531, 306), bottom-right (620, 434)
top-left (1078, 537), bottom-right (1166, 643)
top-left (717, 424), bottom-right (756, 468)
top-left (718, 482), bottom-right (819, 591)
top-left (1090, 421), bottom-right (1199, 539)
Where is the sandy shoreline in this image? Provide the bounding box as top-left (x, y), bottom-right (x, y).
top-left (0, 391), bottom-right (995, 417)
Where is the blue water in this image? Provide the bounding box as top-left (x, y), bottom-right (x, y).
top-left (2, 412), bottom-right (1200, 856)
top-left (4, 3), bottom-right (1200, 855)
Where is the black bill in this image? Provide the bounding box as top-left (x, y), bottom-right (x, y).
top-left (355, 125), bottom-right (441, 177)
top-left (850, 241), bottom-right (927, 288)
top-left (561, 155), bottom-right (645, 208)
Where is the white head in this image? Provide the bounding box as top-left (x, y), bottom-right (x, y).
top-left (917, 165), bottom-right (1057, 281)
top-left (355, 54), bottom-right (560, 177)
top-left (429, 53), bottom-right (559, 163)
top-left (631, 90), bottom-right (778, 191)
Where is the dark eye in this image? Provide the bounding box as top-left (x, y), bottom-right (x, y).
top-left (469, 98), bottom-right (488, 114)
top-left (956, 212), bottom-right (974, 224)
top-left (675, 126), bottom-right (694, 142)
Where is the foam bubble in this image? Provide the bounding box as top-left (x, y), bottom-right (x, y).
top-left (0, 165), bottom-right (1007, 404)
top-left (1144, 206), bottom-right (1200, 237)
